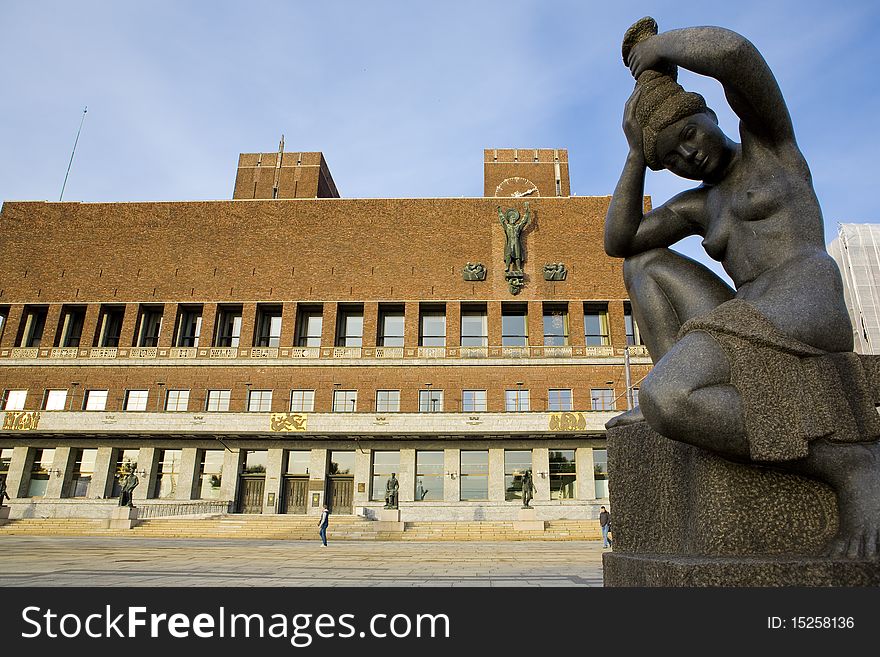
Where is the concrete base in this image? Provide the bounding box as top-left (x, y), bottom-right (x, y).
top-left (513, 507), bottom-right (545, 531)
top-left (0, 506), bottom-right (9, 526)
top-left (103, 506), bottom-right (139, 530)
top-left (376, 508), bottom-right (404, 532)
top-left (605, 422), bottom-right (849, 587)
top-left (603, 552), bottom-right (880, 586)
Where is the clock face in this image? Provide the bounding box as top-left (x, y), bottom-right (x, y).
top-left (495, 177), bottom-right (539, 198)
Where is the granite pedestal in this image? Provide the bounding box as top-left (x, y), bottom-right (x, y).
top-left (603, 422), bottom-right (880, 586)
top-left (513, 507), bottom-right (545, 531)
top-left (376, 508), bottom-right (404, 532)
top-left (103, 506), bottom-right (139, 530)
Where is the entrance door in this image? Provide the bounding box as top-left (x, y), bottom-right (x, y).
top-left (237, 477), bottom-right (265, 514)
top-left (327, 477), bottom-right (353, 514)
top-left (283, 477), bottom-right (308, 514)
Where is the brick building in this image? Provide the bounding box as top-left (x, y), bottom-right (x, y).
top-left (0, 147), bottom-right (651, 526)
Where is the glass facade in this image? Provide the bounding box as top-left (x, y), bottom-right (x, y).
top-left (57, 306), bottom-right (85, 347)
top-left (67, 448), bottom-right (97, 497)
top-left (460, 306), bottom-right (487, 346)
top-left (549, 449), bottom-right (576, 500)
top-left (336, 306), bottom-right (364, 347)
top-left (174, 306), bottom-right (202, 347)
top-left (504, 450), bottom-right (532, 502)
top-left (543, 305), bottom-right (569, 346)
top-left (295, 307), bottom-right (323, 347)
top-left (111, 449), bottom-right (139, 498)
top-left (594, 448), bottom-right (609, 498)
top-left (419, 307), bottom-right (446, 347)
top-left (370, 451), bottom-right (400, 502)
top-left (27, 448), bottom-right (55, 497)
top-left (460, 450), bottom-right (489, 500)
top-left (241, 450), bottom-right (267, 474)
top-left (254, 305), bottom-right (282, 347)
top-left (154, 449), bottom-right (182, 498)
top-left (286, 451), bottom-right (311, 475)
top-left (415, 451), bottom-right (443, 501)
top-left (216, 306), bottom-right (243, 347)
top-left (378, 306), bottom-right (405, 347)
top-left (135, 306), bottom-right (163, 347)
top-left (328, 451), bottom-right (354, 475)
top-left (584, 303), bottom-right (610, 346)
top-left (197, 449), bottom-right (224, 499)
top-left (501, 305), bottom-right (528, 346)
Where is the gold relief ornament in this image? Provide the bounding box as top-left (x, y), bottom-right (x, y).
top-left (270, 413), bottom-right (307, 432)
top-left (2, 411), bottom-right (41, 431)
top-left (549, 412), bottom-right (587, 432)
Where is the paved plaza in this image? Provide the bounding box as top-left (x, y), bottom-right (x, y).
top-left (0, 537), bottom-right (606, 587)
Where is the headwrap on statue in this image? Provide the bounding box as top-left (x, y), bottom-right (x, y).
top-left (622, 17), bottom-right (708, 171)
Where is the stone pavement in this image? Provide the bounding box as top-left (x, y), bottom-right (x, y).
top-left (0, 537), bottom-right (606, 587)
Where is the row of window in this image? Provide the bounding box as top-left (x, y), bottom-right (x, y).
top-left (1, 301), bottom-right (643, 350)
top-left (0, 447), bottom-right (609, 502)
top-left (2, 386), bottom-right (637, 412)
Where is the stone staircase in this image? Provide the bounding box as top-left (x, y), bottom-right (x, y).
top-left (0, 515), bottom-right (601, 541)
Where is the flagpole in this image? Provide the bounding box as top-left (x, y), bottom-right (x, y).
top-left (60, 106), bottom-right (88, 201)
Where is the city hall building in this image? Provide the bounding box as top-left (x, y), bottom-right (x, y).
top-left (0, 147), bottom-right (651, 530)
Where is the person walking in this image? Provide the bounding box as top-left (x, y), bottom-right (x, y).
top-left (318, 503), bottom-right (330, 547)
top-left (599, 506), bottom-right (612, 548)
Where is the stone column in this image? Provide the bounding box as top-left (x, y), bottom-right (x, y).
top-left (308, 448), bottom-right (328, 516)
top-left (220, 448), bottom-right (241, 504)
top-left (45, 447), bottom-right (74, 498)
top-left (404, 301), bottom-right (419, 351)
top-left (320, 304), bottom-right (338, 349)
top-left (446, 302), bottom-right (460, 350)
top-left (39, 304), bottom-right (63, 350)
top-left (262, 448), bottom-right (284, 513)
top-left (487, 301), bottom-right (502, 347)
top-left (577, 447), bottom-right (596, 500)
top-left (532, 447), bottom-right (550, 502)
top-left (569, 301), bottom-right (585, 347)
top-left (118, 302), bottom-right (140, 349)
top-left (134, 448), bottom-right (158, 501)
top-left (443, 449), bottom-right (459, 502)
top-left (362, 302), bottom-right (379, 349)
top-left (399, 448), bottom-right (416, 502)
top-left (353, 446), bottom-right (371, 509)
top-left (176, 448), bottom-right (200, 500)
top-left (240, 303), bottom-right (257, 349)
top-left (93, 447), bottom-right (116, 498)
top-left (489, 448), bottom-right (505, 502)
top-left (157, 303), bottom-right (179, 348)
top-left (200, 304), bottom-right (218, 348)
top-left (80, 303), bottom-right (101, 349)
top-left (280, 302), bottom-right (298, 347)
top-left (5, 446), bottom-right (32, 498)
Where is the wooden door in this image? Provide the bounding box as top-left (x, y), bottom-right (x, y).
top-left (328, 477), bottom-right (353, 514)
top-left (283, 477), bottom-right (308, 514)
top-left (237, 477), bottom-right (265, 514)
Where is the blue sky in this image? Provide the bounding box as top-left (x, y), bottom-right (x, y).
top-left (1, 0), bottom-right (878, 280)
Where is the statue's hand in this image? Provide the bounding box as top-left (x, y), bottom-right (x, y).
top-left (626, 38), bottom-right (664, 80)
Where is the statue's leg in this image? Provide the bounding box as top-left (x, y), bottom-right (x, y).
top-left (624, 248), bottom-right (734, 360)
top-left (639, 331), bottom-right (750, 461)
top-left (607, 249), bottom-right (734, 429)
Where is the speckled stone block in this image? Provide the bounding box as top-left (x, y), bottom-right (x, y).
top-left (602, 422), bottom-right (880, 586)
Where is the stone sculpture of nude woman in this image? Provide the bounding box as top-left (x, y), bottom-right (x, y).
top-left (604, 17), bottom-right (880, 558)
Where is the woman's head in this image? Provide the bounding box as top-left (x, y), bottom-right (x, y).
top-left (654, 110), bottom-right (732, 181)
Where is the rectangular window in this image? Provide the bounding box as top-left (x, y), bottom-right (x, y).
top-left (174, 305), bottom-right (202, 348)
top-left (594, 448), bottom-right (609, 498)
top-left (370, 451), bottom-right (401, 502)
top-left (135, 305), bottom-right (163, 347)
top-left (27, 448), bottom-right (55, 497)
top-left (197, 449), bottom-right (224, 499)
top-left (154, 449), bottom-right (182, 499)
top-left (255, 305), bottom-right (282, 347)
top-left (548, 388), bottom-right (573, 411)
top-left (43, 389), bottom-right (68, 410)
top-left (83, 390), bottom-right (108, 411)
top-left (289, 390), bottom-right (315, 412)
top-left (590, 388), bottom-right (615, 411)
top-left (215, 305), bottom-right (242, 347)
top-left (56, 305), bottom-right (85, 347)
top-left (460, 450), bottom-right (489, 501)
top-left (419, 305), bottom-right (446, 347)
top-left (378, 305), bottom-right (405, 347)
top-left (501, 304), bottom-right (528, 346)
top-left (165, 390), bottom-right (189, 412)
top-left (247, 390), bottom-right (273, 412)
top-left (1, 448), bottom-right (14, 481)
top-left (624, 301), bottom-right (643, 346)
top-left (504, 450), bottom-right (532, 502)
top-left (242, 450), bottom-right (268, 474)
top-left (110, 449), bottom-right (139, 498)
top-left (295, 306), bottom-right (323, 347)
top-left (584, 303), bottom-right (610, 346)
top-left (328, 451), bottom-right (355, 475)
top-left (206, 390), bottom-right (231, 412)
top-left (460, 305), bottom-right (488, 347)
top-left (419, 389), bottom-right (443, 412)
top-left (415, 451), bottom-right (444, 501)
top-left (631, 387), bottom-right (640, 408)
top-left (375, 390), bottom-right (400, 413)
top-left (3, 389), bottom-right (27, 410)
top-left (95, 305), bottom-right (124, 348)
top-left (67, 448), bottom-right (97, 498)
top-left (336, 305), bottom-right (364, 347)
top-left (17, 305), bottom-right (47, 347)
top-left (505, 389), bottom-right (530, 412)
top-left (549, 449), bottom-right (577, 500)
top-left (461, 389), bottom-right (487, 412)
top-left (286, 451), bottom-right (310, 475)
top-left (543, 304), bottom-right (569, 346)
top-left (332, 390), bottom-right (357, 413)
top-left (124, 390), bottom-right (149, 412)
